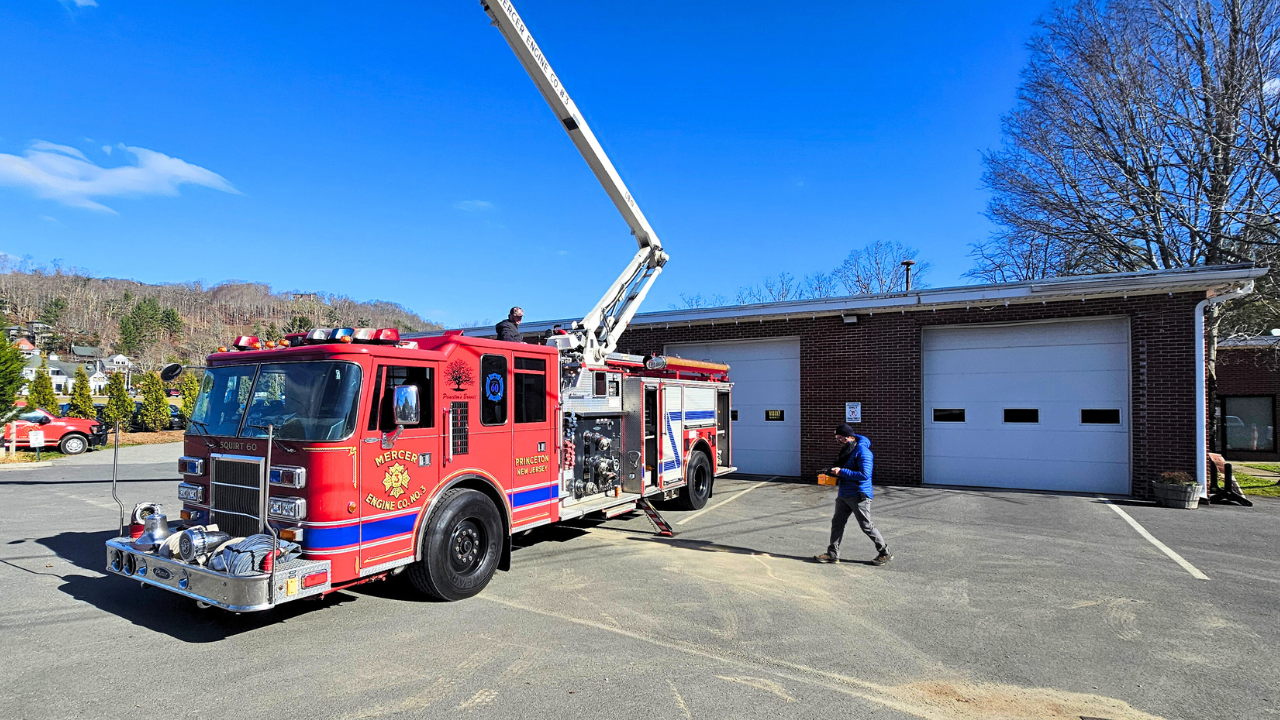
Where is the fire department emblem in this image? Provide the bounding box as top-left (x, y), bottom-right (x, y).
top-left (485, 372), bottom-right (504, 402)
top-left (382, 463), bottom-right (411, 498)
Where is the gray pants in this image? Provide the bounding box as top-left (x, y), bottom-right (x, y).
top-left (827, 494), bottom-right (887, 558)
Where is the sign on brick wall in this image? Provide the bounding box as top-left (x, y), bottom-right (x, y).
top-left (845, 402), bottom-right (861, 423)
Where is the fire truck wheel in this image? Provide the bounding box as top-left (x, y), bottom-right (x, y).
top-left (675, 451), bottom-right (712, 511)
top-left (408, 488), bottom-right (503, 601)
top-left (59, 434), bottom-right (88, 455)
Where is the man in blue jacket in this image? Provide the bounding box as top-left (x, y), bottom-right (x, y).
top-left (815, 423), bottom-right (891, 565)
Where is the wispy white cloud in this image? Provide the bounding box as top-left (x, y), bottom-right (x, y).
top-left (453, 200), bottom-right (494, 212)
top-left (60, 0), bottom-right (99, 8)
top-left (0, 140), bottom-right (239, 213)
top-left (101, 145), bottom-right (112, 156)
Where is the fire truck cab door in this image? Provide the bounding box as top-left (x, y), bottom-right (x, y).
top-left (357, 363), bottom-right (439, 573)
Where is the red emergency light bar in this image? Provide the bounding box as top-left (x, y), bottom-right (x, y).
top-left (219, 328), bottom-right (403, 353)
top-left (352, 327), bottom-right (400, 343)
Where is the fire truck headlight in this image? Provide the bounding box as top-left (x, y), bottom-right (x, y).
top-left (269, 466), bottom-right (306, 489)
top-left (122, 553), bottom-right (137, 576)
top-left (268, 497), bottom-right (307, 521)
top-left (108, 549), bottom-right (122, 572)
top-left (178, 457), bottom-right (205, 476)
top-left (177, 483), bottom-right (205, 503)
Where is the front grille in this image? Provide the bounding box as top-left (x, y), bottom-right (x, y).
top-left (211, 456), bottom-right (263, 538)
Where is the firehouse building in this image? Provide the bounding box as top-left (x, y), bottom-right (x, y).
top-left (495, 264), bottom-right (1265, 498)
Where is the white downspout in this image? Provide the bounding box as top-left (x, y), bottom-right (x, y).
top-left (1195, 282), bottom-right (1252, 498)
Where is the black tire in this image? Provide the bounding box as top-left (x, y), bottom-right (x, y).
top-left (59, 434), bottom-right (88, 455)
top-left (407, 488), bottom-right (503, 601)
top-left (675, 451), bottom-right (713, 511)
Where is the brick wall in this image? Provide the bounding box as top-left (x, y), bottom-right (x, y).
top-left (1216, 345), bottom-right (1280, 462)
top-left (619, 292), bottom-right (1207, 498)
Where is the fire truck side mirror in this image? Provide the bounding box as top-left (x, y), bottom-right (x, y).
top-left (393, 385), bottom-right (420, 426)
top-left (160, 363), bottom-right (184, 382)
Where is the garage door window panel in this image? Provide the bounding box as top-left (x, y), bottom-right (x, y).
top-left (1081, 409), bottom-right (1121, 424)
top-left (1222, 396), bottom-right (1275, 452)
top-left (933, 408), bottom-right (966, 423)
top-left (1003, 408), bottom-right (1039, 424)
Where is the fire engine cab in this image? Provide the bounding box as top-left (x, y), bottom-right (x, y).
top-left (103, 0), bottom-right (735, 610)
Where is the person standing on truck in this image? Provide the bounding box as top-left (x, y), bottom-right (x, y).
top-left (495, 307), bottom-right (524, 342)
top-left (815, 423), bottom-right (891, 566)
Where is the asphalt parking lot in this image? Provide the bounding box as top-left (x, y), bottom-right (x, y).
top-left (2, 445), bottom-right (1277, 720)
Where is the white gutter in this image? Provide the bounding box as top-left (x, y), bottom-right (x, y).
top-left (1195, 281), bottom-right (1253, 498)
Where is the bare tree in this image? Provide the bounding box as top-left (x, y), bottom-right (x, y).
top-left (801, 271), bottom-right (841, 298)
top-left (668, 292), bottom-right (729, 310)
top-left (670, 241), bottom-right (929, 309)
top-left (832, 239), bottom-right (930, 295)
top-left (971, 0), bottom-right (1280, 449)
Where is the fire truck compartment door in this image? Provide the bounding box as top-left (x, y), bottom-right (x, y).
top-left (621, 376), bottom-right (644, 494)
top-left (660, 386), bottom-right (684, 487)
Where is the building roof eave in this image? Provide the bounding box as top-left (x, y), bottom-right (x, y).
top-left (407, 264), bottom-right (1268, 339)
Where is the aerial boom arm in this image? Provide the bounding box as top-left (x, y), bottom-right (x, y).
top-left (481, 0), bottom-right (668, 364)
top-left (482, 0), bottom-right (663, 252)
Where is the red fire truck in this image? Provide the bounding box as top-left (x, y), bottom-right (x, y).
top-left (103, 0), bottom-right (735, 610)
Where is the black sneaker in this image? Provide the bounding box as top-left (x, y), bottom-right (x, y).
top-left (871, 552), bottom-right (892, 566)
top-left (814, 553), bottom-right (837, 564)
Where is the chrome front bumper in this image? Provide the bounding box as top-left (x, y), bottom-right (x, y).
top-left (104, 537), bottom-right (332, 612)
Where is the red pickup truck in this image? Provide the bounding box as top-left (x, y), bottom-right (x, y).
top-left (2, 408), bottom-right (108, 455)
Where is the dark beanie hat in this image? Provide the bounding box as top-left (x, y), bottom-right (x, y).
top-left (835, 423), bottom-right (856, 437)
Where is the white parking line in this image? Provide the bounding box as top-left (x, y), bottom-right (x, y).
top-left (1099, 497), bottom-right (1209, 580)
top-left (675, 479), bottom-right (772, 526)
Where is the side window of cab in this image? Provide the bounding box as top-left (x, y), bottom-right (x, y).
top-left (480, 355), bottom-right (508, 426)
top-left (367, 366), bottom-right (435, 433)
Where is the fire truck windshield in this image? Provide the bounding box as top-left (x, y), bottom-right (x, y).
top-left (192, 362), bottom-right (363, 441)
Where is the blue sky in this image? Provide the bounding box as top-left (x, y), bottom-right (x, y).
top-left (0, 1), bottom-right (1051, 327)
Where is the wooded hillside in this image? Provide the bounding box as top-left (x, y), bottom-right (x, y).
top-left (0, 259), bottom-right (439, 371)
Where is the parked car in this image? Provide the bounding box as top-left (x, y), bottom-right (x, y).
top-left (1224, 415), bottom-right (1275, 451)
top-left (166, 388), bottom-right (181, 397)
top-left (129, 402), bottom-right (187, 432)
top-left (1, 408), bottom-right (108, 455)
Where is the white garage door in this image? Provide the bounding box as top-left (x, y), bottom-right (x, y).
top-left (923, 319), bottom-right (1130, 494)
top-left (665, 338), bottom-right (800, 476)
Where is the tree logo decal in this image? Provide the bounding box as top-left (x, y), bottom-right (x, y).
top-left (383, 463), bottom-right (411, 498)
top-left (446, 359), bottom-right (475, 392)
top-left (484, 372), bottom-right (505, 402)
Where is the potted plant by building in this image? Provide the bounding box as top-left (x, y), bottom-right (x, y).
top-left (1153, 471), bottom-right (1199, 509)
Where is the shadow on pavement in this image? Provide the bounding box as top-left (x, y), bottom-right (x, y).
top-left (625, 533), bottom-right (820, 564)
top-left (0, 478), bottom-right (179, 486)
top-left (349, 522), bottom-right (602, 605)
top-left (33, 530), bottom-right (353, 642)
